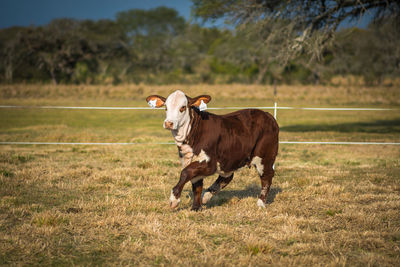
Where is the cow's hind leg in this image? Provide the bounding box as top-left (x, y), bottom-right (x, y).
top-left (191, 179), bottom-right (203, 211)
top-left (202, 174), bottom-right (234, 204)
top-left (255, 159), bottom-right (274, 208)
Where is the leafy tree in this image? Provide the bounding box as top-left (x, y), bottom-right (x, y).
top-left (0, 5), bottom-right (398, 85)
top-left (192, 0), bottom-right (400, 62)
top-left (170, 24), bottom-right (226, 82)
top-left (0, 27), bottom-right (31, 83)
top-left (116, 7), bottom-right (185, 75)
top-left (116, 6), bottom-right (185, 38)
top-left (78, 19), bottom-right (131, 83)
top-left (27, 19), bottom-right (91, 84)
top-left (328, 17), bottom-right (400, 85)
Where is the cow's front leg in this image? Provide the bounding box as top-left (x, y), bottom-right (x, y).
top-left (170, 161), bottom-right (214, 209)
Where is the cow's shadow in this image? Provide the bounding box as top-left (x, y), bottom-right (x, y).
top-left (201, 183), bottom-right (282, 208)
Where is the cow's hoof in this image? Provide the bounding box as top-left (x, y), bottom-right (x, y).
top-left (202, 191), bottom-right (213, 204)
top-left (169, 191), bottom-right (180, 209)
top-left (257, 198), bottom-right (266, 208)
top-left (191, 206), bottom-right (202, 212)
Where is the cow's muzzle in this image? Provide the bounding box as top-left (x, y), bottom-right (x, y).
top-left (164, 120), bottom-right (176, 130)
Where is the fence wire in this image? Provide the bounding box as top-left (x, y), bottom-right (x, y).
top-left (0, 103), bottom-right (398, 146)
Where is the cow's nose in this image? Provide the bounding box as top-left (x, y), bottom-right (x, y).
top-left (164, 121), bottom-right (174, 129)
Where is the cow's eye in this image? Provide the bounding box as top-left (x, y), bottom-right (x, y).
top-left (179, 106), bottom-right (186, 113)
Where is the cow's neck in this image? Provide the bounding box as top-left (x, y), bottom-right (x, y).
top-left (172, 107), bottom-right (201, 147)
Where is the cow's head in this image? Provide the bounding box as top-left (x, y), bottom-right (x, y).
top-left (146, 90), bottom-right (211, 130)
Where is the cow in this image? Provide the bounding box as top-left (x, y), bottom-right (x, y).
top-left (146, 90), bottom-right (279, 211)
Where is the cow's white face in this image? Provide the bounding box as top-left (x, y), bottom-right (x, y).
top-left (146, 90), bottom-right (211, 132)
top-left (163, 90), bottom-right (189, 130)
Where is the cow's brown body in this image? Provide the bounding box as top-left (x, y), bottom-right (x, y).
top-left (175, 107), bottom-right (279, 210)
top-left (146, 91), bottom-right (279, 210)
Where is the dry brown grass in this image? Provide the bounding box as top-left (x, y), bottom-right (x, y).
top-left (0, 144), bottom-right (399, 266)
top-left (0, 84), bottom-right (399, 265)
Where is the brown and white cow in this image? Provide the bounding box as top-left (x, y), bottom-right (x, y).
top-left (146, 90), bottom-right (279, 210)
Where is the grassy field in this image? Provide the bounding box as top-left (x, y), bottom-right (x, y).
top-left (0, 84), bottom-right (399, 265)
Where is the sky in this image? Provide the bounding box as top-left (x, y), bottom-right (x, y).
top-left (0, 0), bottom-right (205, 29)
top-left (0, 0), bottom-right (371, 30)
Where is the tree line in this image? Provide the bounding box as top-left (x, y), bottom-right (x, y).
top-left (0, 6), bottom-right (399, 85)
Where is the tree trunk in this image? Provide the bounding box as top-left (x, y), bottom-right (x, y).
top-left (5, 63), bottom-right (13, 83)
top-left (313, 71), bottom-right (320, 85)
top-left (256, 64), bottom-right (268, 84)
top-left (50, 67), bottom-right (57, 85)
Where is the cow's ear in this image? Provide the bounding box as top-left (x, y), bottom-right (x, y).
top-left (146, 95), bottom-right (166, 108)
top-left (189, 95), bottom-right (211, 107)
